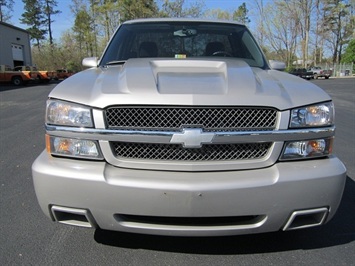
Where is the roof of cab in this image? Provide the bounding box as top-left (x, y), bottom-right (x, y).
top-left (122, 18), bottom-right (245, 26)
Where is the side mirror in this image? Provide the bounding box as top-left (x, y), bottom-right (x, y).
top-left (82, 57), bottom-right (98, 67)
top-left (269, 60), bottom-right (286, 71)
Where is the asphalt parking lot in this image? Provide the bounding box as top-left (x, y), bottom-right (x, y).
top-left (0, 78), bottom-right (354, 265)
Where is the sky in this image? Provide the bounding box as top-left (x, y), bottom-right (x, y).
top-left (10, 0), bottom-right (251, 41)
top-left (12, 0), bottom-right (75, 40)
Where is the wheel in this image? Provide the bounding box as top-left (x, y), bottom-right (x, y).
top-left (12, 76), bottom-right (23, 86)
top-left (325, 76), bottom-right (329, 79)
top-left (212, 51), bottom-right (233, 57)
top-left (314, 74), bottom-right (318, 79)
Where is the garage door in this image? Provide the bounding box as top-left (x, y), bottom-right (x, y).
top-left (12, 44), bottom-right (24, 61)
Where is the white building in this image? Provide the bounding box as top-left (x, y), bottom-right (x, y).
top-left (0, 22), bottom-right (32, 68)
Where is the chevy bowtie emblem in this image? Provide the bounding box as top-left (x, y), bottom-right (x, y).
top-left (170, 128), bottom-right (215, 148)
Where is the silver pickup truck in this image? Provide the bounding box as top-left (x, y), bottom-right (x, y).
top-left (308, 66), bottom-right (331, 79)
top-left (32, 18), bottom-right (346, 237)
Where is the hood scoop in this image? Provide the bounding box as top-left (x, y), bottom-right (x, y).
top-left (150, 60), bottom-right (228, 95)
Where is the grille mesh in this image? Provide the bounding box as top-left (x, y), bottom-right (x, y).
top-left (111, 142), bottom-right (272, 161)
top-left (105, 107), bottom-right (277, 131)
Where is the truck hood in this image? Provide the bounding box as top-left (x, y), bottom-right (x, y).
top-left (49, 58), bottom-right (330, 110)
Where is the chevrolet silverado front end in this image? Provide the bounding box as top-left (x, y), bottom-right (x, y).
top-left (32, 19), bottom-right (346, 236)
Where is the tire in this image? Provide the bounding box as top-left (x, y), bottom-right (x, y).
top-left (12, 76), bottom-right (23, 86)
top-left (325, 76), bottom-right (329, 79)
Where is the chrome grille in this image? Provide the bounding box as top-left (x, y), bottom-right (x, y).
top-left (111, 142), bottom-right (272, 161)
top-left (105, 107), bottom-right (277, 131)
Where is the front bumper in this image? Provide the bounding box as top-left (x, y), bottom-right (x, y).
top-left (32, 151), bottom-right (346, 236)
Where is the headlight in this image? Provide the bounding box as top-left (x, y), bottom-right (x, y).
top-left (46, 100), bottom-right (93, 127)
top-left (280, 138), bottom-right (333, 160)
top-left (46, 135), bottom-right (103, 159)
top-left (290, 102), bottom-right (334, 128)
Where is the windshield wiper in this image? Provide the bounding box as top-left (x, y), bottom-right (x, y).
top-left (105, 60), bottom-right (126, 66)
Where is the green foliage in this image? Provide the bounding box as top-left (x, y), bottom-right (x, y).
top-left (341, 39), bottom-right (355, 70)
top-left (32, 32), bottom-right (89, 72)
top-left (95, 0), bottom-right (121, 42)
top-left (43, 0), bottom-right (61, 44)
top-left (73, 8), bottom-right (98, 57)
top-left (21, 0), bottom-right (47, 47)
top-left (120, 0), bottom-right (158, 21)
top-left (233, 2), bottom-right (250, 24)
top-left (21, 0), bottom-right (355, 73)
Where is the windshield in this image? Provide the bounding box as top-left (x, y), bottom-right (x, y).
top-left (100, 21), bottom-right (267, 68)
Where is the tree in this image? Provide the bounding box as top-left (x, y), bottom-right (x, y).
top-left (322, 0), bottom-right (354, 63)
top-left (73, 8), bottom-right (95, 57)
top-left (252, 0), bottom-right (266, 45)
top-left (43, 0), bottom-right (61, 45)
top-left (120, 0), bottom-right (158, 21)
top-left (341, 38), bottom-right (355, 67)
top-left (0, 0), bottom-right (14, 22)
top-left (21, 0), bottom-right (47, 48)
top-left (312, 0), bottom-right (326, 65)
top-left (256, 1), bottom-right (299, 68)
top-left (95, 0), bottom-right (121, 43)
top-left (58, 30), bottom-right (85, 71)
top-left (160, 0), bottom-right (205, 18)
top-left (296, 0), bottom-right (314, 68)
top-left (204, 8), bottom-right (232, 20)
top-left (233, 2), bottom-right (250, 24)
top-left (204, 3), bottom-right (249, 21)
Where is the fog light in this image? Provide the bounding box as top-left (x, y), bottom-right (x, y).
top-left (280, 138), bottom-right (333, 160)
top-left (46, 135), bottom-right (103, 160)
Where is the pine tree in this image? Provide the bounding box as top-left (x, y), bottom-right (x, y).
top-left (43, 0), bottom-right (61, 45)
top-left (21, 0), bottom-right (47, 48)
top-left (233, 2), bottom-right (251, 24)
top-left (73, 8), bottom-right (95, 57)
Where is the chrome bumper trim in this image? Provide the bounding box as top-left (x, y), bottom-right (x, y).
top-left (46, 124), bottom-right (335, 144)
